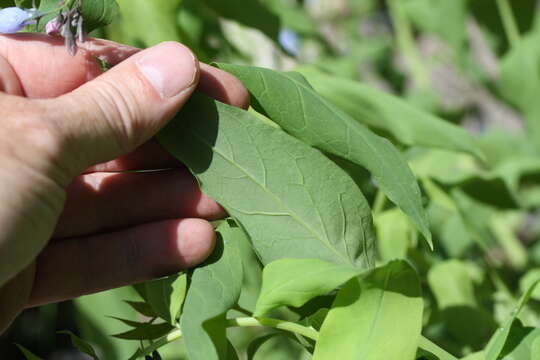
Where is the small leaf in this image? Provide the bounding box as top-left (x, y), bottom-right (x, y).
top-left (15, 344), bottom-right (43, 360)
top-left (144, 273), bottom-right (187, 324)
top-left (112, 323), bottom-right (174, 341)
top-left (216, 63), bottom-right (431, 248)
top-left (58, 330), bottom-right (99, 360)
top-left (313, 260), bottom-right (423, 360)
top-left (180, 221), bottom-right (244, 360)
top-left (254, 258), bottom-right (362, 316)
top-left (124, 300), bottom-right (157, 318)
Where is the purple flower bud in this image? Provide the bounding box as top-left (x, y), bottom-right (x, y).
top-left (45, 19), bottom-right (62, 36)
top-left (0, 7), bottom-right (32, 34)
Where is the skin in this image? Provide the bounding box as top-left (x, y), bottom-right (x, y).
top-left (0, 34), bottom-right (249, 333)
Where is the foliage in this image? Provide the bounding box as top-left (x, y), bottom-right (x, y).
top-left (6, 0), bottom-right (540, 359)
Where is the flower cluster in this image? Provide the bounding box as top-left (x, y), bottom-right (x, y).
top-left (0, 0), bottom-right (86, 56)
top-left (45, 6), bottom-right (86, 55)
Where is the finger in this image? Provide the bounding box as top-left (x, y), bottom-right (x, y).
top-left (0, 34), bottom-right (139, 98)
top-left (29, 218), bottom-right (215, 307)
top-left (0, 265), bottom-right (34, 334)
top-left (38, 41), bottom-right (200, 181)
top-left (54, 169), bottom-right (225, 238)
top-left (85, 140), bottom-right (181, 173)
top-left (84, 64), bottom-right (250, 173)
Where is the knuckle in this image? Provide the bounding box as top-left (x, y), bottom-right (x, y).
top-left (91, 78), bottom-right (144, 151)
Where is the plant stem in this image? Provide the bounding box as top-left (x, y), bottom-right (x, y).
top-left (136, 317), bottom-right (319, 355)
top-left (136, 328), bottom-right (183, 358)
top-left (419, 336), bottom-right (458, 360)
top-left (372, 190), bottom-right (387, 216)
top-left (496, 0), bottom-right (520, 48)
top-left (386, 0), bottom-right (429, 90)
top-left (227, 317), bottom-right (319, 341)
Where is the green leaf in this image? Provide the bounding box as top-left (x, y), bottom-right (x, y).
top-left (38, 0), bottom-right (119, 33)
top-left (81, 0), bottom-right (120, 32)
top-left (296, 68), bottom-right (483, 159)
top-left (375, 208), bottom-right (414, 261)
top-left (499, 29), bottom-right (540, 144)
top-left (520, 269), bottom-right (540, 301)
top-left (202, 0), bottom-right (280, 40)
top-left (249, 335), bottom-right (312, 360)
top-left (75, 287), bottom-right (142, 359)
top-left (144, 273), bottom-right (187, 325)
top-left (180, 221), bottom-right (244, 360)
top-left (113, 0), bottom-right (183, 47)
top-left (490, 321), bottom-right (540, 360)
top-left (427, 260), bottom-right (495, 346)
top-left (216, 63), bottom-right (431, 248)
top-left (417, 337), bottom-right (458, 360)
top-left (428, 260), bottom-right (477, 309)
top-left (254, 258), bottom-right (362, 317)
top-left (158, 93), bottom-right (375, 267)
top-left (112, 322), bottom-right (174, 341)
top-left (485, 279), bottom-right (540, 359)
top-left (124, 301), bottom-right (157, 318)
top-left (15, 344), bottom-right (43, 360)
top-left (58, 330), bottom-right (99, 360)
top-left (313, 260), bottom-right (423, 360)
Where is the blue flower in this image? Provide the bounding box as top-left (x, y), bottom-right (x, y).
top-left (279, 29), bottom-right (300, 56)
top-left (0, 7), bottom-right (32, 34)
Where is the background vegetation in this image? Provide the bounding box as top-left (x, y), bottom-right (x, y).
top-left (4, 0), bottom-right (540, 359)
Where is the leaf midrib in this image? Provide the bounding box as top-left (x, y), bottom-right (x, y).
top-left (189, 109), bottom-right (352, 266)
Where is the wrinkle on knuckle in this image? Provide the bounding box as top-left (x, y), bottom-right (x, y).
top-left (92, 78), bottom-right (143, 151)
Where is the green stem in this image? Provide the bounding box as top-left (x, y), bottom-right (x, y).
top-left (496, 0), bottom-right (520, 48)
top-left (419, 336), bottom-right (458, 360)
top-left (227, 317), bottom-right (319, 341)
top-left (135, 328), bottom-right (183, 358)
top-left (386, 0), bottom-right (429, 89)
top-left (136, 317), bottom-right (319, 356)
top-left (372, 190), bottom-right (387, 216)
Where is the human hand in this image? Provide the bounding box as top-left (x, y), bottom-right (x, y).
top-left (0, 34), bottom-right (248, 333)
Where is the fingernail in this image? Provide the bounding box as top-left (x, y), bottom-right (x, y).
top-left (136, 42), bottom-right (198, 99)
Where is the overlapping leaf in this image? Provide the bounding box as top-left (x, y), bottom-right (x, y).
top-left (216, 63), bottom-right (431, 247)
top-left (254, 258), bottom-right (363, 317)
top-left (313, 260), bottom-right (423, 360)
top-left (180, 221), bottom-right (243, 360)
top-left (158, 93), bottom-right (375, 267)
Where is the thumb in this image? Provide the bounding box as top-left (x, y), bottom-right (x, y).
top-left (43, 41), bottom-right (199, 176)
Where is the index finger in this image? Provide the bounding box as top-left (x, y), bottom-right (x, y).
top-left (0, 33), bottom-right (139, 98)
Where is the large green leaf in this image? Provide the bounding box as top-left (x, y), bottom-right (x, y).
top-left (313, 260), bottom-right (423, 360)
top-left (180, 221), bottom-right (243, 360)
top-left (296, 68), bottom-right (482, 159)
top-left (158, 93), bottom-right (375, 268)
top-left (254, 258), bottom-right (363, 317)
top-left (217, 63), bottom-right (431, 248)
